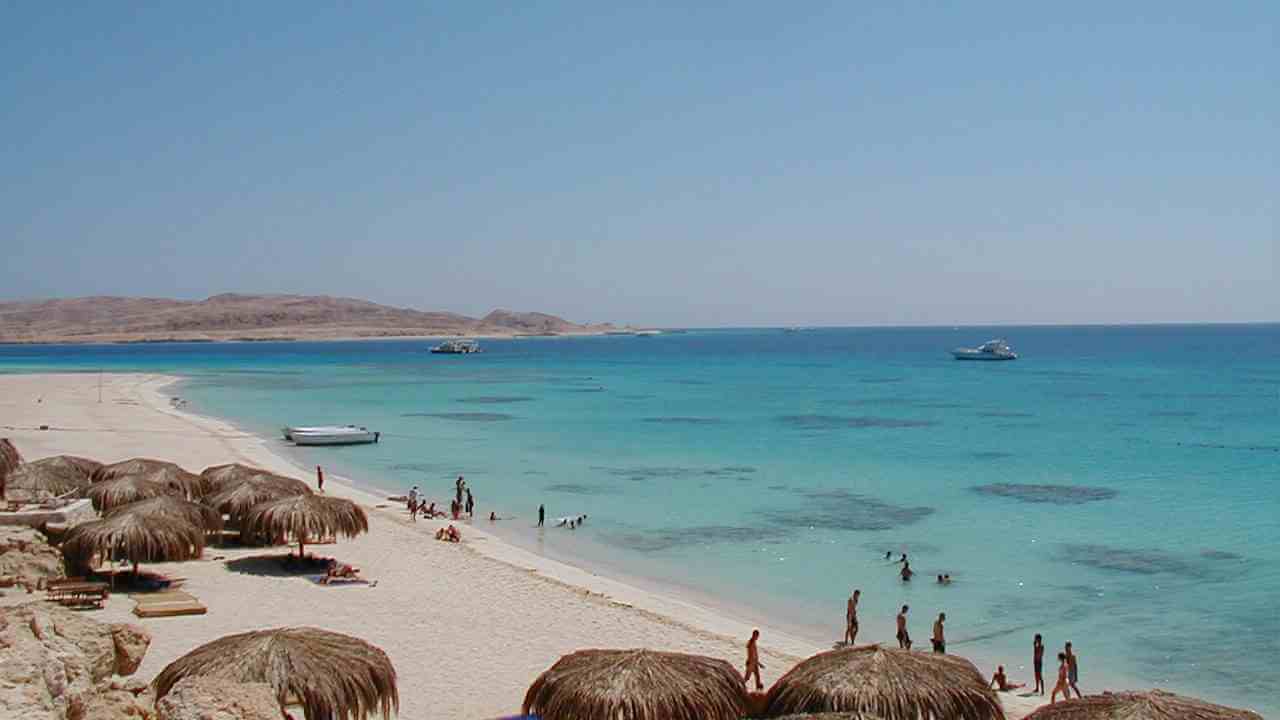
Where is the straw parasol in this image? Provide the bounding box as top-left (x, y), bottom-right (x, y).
top-left (206, 476), bottom-right (311, 522)
top-left (1022, 690), bottom-right (1263, 720)
top-left (86, 476), bottom-right (179, 512)
top-left (0, 438), bottom-right (21, 497)
top-left (152, 626), bottom-right (398, 720)
top-left (773, 714), bottom-right (884, 720)
top-left (241, 494), bottom-right (368, 558)
top-left (523, 648), bottom-right (748, 720)
top-left (764, 645), bottom-right (1005, 720)
top-left (105, 495), bottom-right (224, 535)
top-left (61, 512), bottom-right (204, 575)
top-left (201, 463), bottom-right (304, 492)
top-left (92, 457), bottom-right (208, 499)
top-left (4, 455), bottom-right (102, 502)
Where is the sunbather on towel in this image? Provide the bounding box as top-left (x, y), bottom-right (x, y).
top-left (320, 561), bottom-right (360, 584)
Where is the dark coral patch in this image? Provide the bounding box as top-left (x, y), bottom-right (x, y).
top-left (972, 483), bottom-right (1117, 504)
top-left (777, 414), bottom-right (937, 430)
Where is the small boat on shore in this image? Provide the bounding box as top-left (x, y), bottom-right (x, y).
top-left (288, 426), bottom-right (380, 446)
top-left (952, 338), bottom-right (1018, 361)
top-left (430, 339), bottom-right (481, 354)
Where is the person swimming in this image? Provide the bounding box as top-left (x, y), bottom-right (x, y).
top-left (901, 562), bottom-right (914, 582)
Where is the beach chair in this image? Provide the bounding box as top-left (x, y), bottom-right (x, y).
top-left (132, 589), bottom-right (207, 618)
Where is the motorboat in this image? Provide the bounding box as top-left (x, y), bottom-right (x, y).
top-left (633, 329), bottom-right (662, 337)
top-left (282, 425), bottom-right (362, 441)
top-left (289, 426), bottom-right (380, 446)
top-left (952, 339), bottom-right (1018, 361)
top-left (430, 339), bottom-right (481, 354)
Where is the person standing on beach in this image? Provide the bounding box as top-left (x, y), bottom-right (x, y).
top-left (465, 488), bottom-right (474, 517)
top-left (844, 589), bottom-right (861, 646)
top-left (896, 606), bottom-right (911, 649)
top-left (537, 504), bottom-right (545, 527)
top-left (932, 613), bottom-right (946, 654)
top-left (1051, 652), bottom-right (1070, 703)
top-left (1033, 634), bottom-right (1045, 695)
top-left (1065, 642), bottom-right (1081, 698)
top-left (455, 476), bottom-right (465, 506)
top-left (316, 465), bottom-right (324, 492)
top-left (743, 629), bottom-right (764, 691)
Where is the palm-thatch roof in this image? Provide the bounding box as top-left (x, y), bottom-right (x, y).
top-left (201, 463), bottom-right (295, 491)
top-left (764, 645), bottom-right (1005, 720)
top-left (92, 457), bottom-right (208, 499)
top-left (86, 476), bottom-right (179, 512)
top-left (0, 438), bottom-right (22, 490)
top-left (523, 648), bottom-right (748, 720)
top-left (105, 495), bottom-right (224, 534)
top-left (242, 494), bottom-right (368, 557)
top-left (152, 627), bottom-right (398, 720)
top-left (205, 476), bottom-right (310, 521)
top-left (4, 454), bottom-right (102, 502)
top-left (61, 512), bottom-right (205, 575)
top-left (1022, 690), bottom-right (1263, 720)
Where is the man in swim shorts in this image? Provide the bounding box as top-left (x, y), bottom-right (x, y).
top-left (932, 612), bottom-right (946, 654)
top-left (1033, 634), bottom-right (1045, 695)
top-left (896, 605), bottom-right (911, 649)
top-left (1065, 642), bottom-right (1081, 698)
top-left (845, 589), bottom-right (860, 645)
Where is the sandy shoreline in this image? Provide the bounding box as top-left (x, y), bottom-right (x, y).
top-left (1, 373), bottom-right (1047, 719)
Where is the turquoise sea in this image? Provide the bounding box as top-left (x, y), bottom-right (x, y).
top-left (2, 325), bottom-right (1277, 715)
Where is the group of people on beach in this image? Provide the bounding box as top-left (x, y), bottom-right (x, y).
top-left (407, 475), bottom-right (477, 521)
top-left (844, 579), bottom-right (1083, 705)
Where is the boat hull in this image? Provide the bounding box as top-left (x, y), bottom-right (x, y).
top-left (291, 430), bottom-right (380, 446)
top-left (951, 351), bottom-right (1017, 361)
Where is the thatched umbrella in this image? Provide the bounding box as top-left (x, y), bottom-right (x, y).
top-left (764, 645), bottom-right (1005, 720)
top-left (105, 495), bottom-right (224, 535)
top-left (86, 476), bottom-right (179, 512)
top-left (62, 512), bottom-right (204, 576)
top-left (206, 476), bottom-right (310, 522)
top-left (201, 463), bottom-right (301, 492)
top-left (242, 494), bottom-right (368, 558)
top-left (152, 627), bottom-right (398, 720)
top-left (1022, 690), bottom-right (1263, 720)
top-left (92, 457), bottom-right (207, 499)
top-left (4, 455), bottom-right (102, 502)
top-left (0, 438), bottom-right (22, 497)
top-left (523, 648), bottom-right (748, 720)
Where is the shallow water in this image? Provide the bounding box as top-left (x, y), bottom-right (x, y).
top-left (3, 325), bottom-right (1277, 714)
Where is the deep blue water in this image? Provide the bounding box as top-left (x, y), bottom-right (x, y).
top-left (2, 325), bottom-right (1277, 714)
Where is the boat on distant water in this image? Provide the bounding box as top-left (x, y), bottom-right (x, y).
top-left (281, 425), bottom-right (362, 441)
top-left (952, 339), bottom-right (1018, 361)
top-left (633, 329), bottom-right (662, 337)
top-left (287, 426), bottom-right (380, 445)
top-left (430, 339), bottom-right (481, 354)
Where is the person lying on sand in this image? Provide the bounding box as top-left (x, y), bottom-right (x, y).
top-left (990, 665), bottom-right (1025, 692)
top-left (320, 560), bottom-right (360, 584)
top-left (435, 525), bottom-right (461, 543)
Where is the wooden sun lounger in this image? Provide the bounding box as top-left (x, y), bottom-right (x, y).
top-left (132, 589), bottom-right (207, 618)
top-left (46, 579), bottom-right (110, 609)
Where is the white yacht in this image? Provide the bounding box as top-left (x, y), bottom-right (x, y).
top-left (288, 426), bottom-right (380, 446)
top-left (952, 338), bottom-right (1018, 361)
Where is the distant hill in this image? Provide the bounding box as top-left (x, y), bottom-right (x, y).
top-left (0, 294), bottom-right (616, 343)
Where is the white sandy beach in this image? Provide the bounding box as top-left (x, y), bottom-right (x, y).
top-left (0, 373), bottom-right (1047, 719)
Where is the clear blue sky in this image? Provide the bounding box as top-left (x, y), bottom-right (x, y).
top-left (2, 3), bottom-right (1275, 326)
